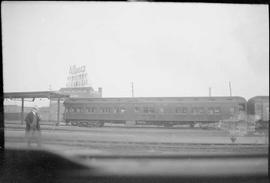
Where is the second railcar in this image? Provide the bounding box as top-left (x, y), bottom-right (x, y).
top-left (63, 96), bottom-right (247, 127)
top-left (247, 96), bottom-right (269, 128)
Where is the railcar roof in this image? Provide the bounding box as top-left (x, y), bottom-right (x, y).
top-left (248, 96), bottom-right (269, 102)
top-left (64, 96), bottom-right (246, 103)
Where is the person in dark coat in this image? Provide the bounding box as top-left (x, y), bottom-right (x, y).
top-left (25, 106), bottom-right (42, 147)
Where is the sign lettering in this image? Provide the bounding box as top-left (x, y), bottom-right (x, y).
top-left (66, 65), bottom-right (88, 88)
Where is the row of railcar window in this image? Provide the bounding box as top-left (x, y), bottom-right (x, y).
top-left (66, 105), bottom-right (240, 115)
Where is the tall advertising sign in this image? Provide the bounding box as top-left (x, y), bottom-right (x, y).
top-left (66, 65), bottom-right (88, 88)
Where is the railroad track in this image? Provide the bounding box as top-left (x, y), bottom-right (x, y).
top-left (6, 135), bottom-right (268, 155)
top-left (4, 121), bottom-right (219, 130)
top-left (4, 124), bottom-right (221, 132)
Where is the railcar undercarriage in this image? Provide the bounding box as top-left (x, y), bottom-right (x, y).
top-left (66, 120), bottom-right (218, 129)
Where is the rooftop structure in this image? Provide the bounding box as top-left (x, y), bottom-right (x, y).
top-left (58, 65), bottom-right (102, 98)
top-left (59, 87), bottom-right (102, 98)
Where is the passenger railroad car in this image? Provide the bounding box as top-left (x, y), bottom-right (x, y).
top-left (63, 96), bottom-right (247, 127)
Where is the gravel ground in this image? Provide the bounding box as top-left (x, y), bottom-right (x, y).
top-left (4, 123), bottom-right (268, 156)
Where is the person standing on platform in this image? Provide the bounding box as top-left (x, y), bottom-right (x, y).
top-left (25, 106), bottom-right (42, 147)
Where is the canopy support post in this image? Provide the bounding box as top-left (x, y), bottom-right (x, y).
top-left (21, 98), bottom-right (24, 125)
top-left (57, 98), bottom-right (60, 126)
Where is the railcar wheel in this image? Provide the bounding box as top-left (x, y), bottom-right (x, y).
top-left (190, 123), bottom-right (195, 128)
top-left (71, 121), bottom-right (78, 126)
top-left (81, 121), bottom-right (89, 127)
top-left (77, 122), bottom-right (83, 127)
top-left (96, 121), bottom-right (104, 127)
top-left (164, 123), bottom-right (173, 128)
top-left (65, 121), bottom-right (71, 126)
top-left (83, 121), bottom-right (104, 127)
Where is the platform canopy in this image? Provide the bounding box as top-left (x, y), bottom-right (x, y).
top-left (4, 91), bottom-right (69, 99)
top-left (4, 91), bottom-right (69, 125)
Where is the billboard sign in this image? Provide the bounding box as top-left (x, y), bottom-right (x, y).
top-left (66, 65), bottom-right (88, 88)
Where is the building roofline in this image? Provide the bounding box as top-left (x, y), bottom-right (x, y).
top-left (4, 91), bottom-right (69, 99)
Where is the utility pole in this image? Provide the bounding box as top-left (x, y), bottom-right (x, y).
top-left (229, 81), bottom-right (232, 96)
top-left (209, 87), bottom-right (212, 97)
top-left (49, 84), bottom-right (52, 122)
top-left (131, 82), bottom-right (134, 97)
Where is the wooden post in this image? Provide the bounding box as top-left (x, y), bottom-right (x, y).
top-left (131, 82), bottom-right (134, 97)
top-left (57, 98), bottom-right (60, 126)
top-left (21, 98), bottom-right (24, 125)
top-left (229, 82), bottom-right (232, 96)
top-left (49, 96), bottom-right (51, 122)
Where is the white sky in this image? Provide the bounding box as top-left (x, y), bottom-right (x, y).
top-left (2, 2), bottom-right (269, 102)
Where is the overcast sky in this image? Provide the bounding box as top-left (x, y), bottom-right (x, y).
top-left (2, 2), bottom-right (269, 102)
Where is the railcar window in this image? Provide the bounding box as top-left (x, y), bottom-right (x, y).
top-left (208, 107), bottom-right (214, 114)
top-left (183, 107), bottom-right (188, 113)
top-left (255, 104), bottom-right (262, 111)
top-left (266, 107), bottom-right (269, 119)
top-left (76, 107), bottom-right (83, 113)
top-left (143, 107), bottom-right (155, 113)
top-left (87, 107), bottom-right (93, 113)
top-left (214, 107), bottom-right (221, 113)
top-left (134, 107), bottom-right (140, 113)
top-left (113, 107), bottom-right (121, 113)
top-left (229, 107), bottom-right (235, 114)
top-left (71, 107), bottom-right (76, 112)
top-left (105, 107), bottom-right (111, 113)
top-left (143, 107), bottom-right (148, 113)
top-left (101, 107), bottom-right (110, 113)
top-left (238, 103), bottom-right (246, 111)
top-left (175, 107), bottom-right (188, 114)
top-left (198, 107), bottom-right (205, 114)
top-left (175, 107), bottom-right (181, 113)
top-left (120, 108), bottom-right (126, 113)
top-left (192, 107), bottom-right (199, 114)
top-left (149, 107), bottom-right (155, 113)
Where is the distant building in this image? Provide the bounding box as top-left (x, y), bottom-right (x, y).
top-left (48, 65), bottom-right (103, 122)
top-left (4, 105), bottom-right (22, 113)
top-left (58, 86), bottom-right (102, 98)
top-left (59, 65), bottom-right (102, 98)
top-left (4, 105), bottom-right (33, 121)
